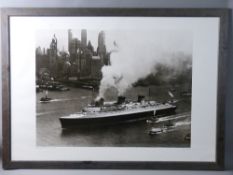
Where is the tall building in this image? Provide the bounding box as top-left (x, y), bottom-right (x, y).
top-left (98, 31), bottom-right (105, 51)
top-left (91, 55), bottom-right (102, 80)
top-left (97, 31), bottom-right (109, 66)
top-left (68, 29), bottom-right (73, 54)
top-left (69, 38), bottom-right (80, 55)
top-left (49, 34), bottom-right (58, 78)
top-left (81, 29), bottom-right (87, 47)
top-left (36, 46), bottom-right (42, 55)
top-left (36, 29), bottom-right (110, 82)
top-left (87, 41), bottom-right (94, 54)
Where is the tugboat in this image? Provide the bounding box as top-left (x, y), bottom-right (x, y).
top-left (40, 90), bottom-right (52, 103)
top-left (148, 127), bottom-right (164, 135)
top-left (148, 122), bottom-right (175, 135)
top-left (59, 95), bottom-right (176, 129)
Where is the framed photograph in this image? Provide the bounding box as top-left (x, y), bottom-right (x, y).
top-left (1, 8), bottom-right (230, 170)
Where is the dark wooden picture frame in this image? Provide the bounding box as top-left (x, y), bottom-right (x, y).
top-left (1, 8), bottom-right (230, 170)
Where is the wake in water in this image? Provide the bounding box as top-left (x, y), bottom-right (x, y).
top-left (39, 96), bottom-right (90, 103)
top-left (148, 113), bottom-right (191, 135)
top-left (37, 111), bottom-right (57, 116)
top-left (174, 120), bottom-right (191, 127)
top-left (155, 112), bottom-right (190, 123)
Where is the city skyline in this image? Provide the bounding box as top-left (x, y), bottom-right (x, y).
top-left (36, 29), bottom-right (193, 56)
top-left (36, 29), bottom-right (102, 53)
top-left (36, 29), bottom-right (111, 82)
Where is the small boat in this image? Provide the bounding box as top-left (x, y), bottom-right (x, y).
top-left (58, 86), bottom-right (70, 91)
top-left (148, 123), bottom-right (175, 135)
top-left (146, 114), bottom-right (167, 124)
top-left (146, 119), bottom-right (157, 124)
top-left (42, 82), bottom-right (70, 91)
top-left (40, 90), bottom-right (52, 103)
top-left (148, 128), bottom-right (163, 135)
top-left (40, 97), bottom-right (52, 103)
top-left (82, 85), bottom-right (94, 89)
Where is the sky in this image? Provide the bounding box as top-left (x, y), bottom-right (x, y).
top-left (36, 28), bottom-right (193, 55)
top-left (34, 17), bottom-right (193, 55)
top-left (36, 29), bottom-right (100, 52)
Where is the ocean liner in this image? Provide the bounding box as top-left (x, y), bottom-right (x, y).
top-left (59, 95), bottom-right (176, 129)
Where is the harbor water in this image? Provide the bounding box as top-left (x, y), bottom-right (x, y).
top-left (36, 85), bottom-right (191, 147)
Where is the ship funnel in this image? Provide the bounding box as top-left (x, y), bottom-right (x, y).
top-left (95, 98), bottom-right (104, 107)
top-left (117, 96), bottom-right (126, 104)
top-left (137, 95), bottom-right (145, 102)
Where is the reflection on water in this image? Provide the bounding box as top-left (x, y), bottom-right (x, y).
top-left (36, 85), bottom-right (191, 147)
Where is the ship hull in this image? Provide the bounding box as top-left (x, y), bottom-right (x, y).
top-left (60, 106), bottom-right (176, 129)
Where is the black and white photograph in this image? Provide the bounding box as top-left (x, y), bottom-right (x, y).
top-left (36, 22), bottom-right (192, 147)
top-left (3, 8), bottom-right (226, 168)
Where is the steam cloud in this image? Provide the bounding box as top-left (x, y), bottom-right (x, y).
top-left (97, 30), bottom-right (192, 99)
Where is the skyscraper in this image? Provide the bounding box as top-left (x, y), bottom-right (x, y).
top-left (87, 41), bottom-right (94, 53)
top-left (97, 31), bottom-right (106, 55)
top-left (98, 31), bottom-right (105, 50)
top-left (49, 34), bottom-right (58, 78)
top-left (97, 31), bottom-right (107, 65)
top-left (68, 29), bottom-right (73, 54)
top-left (81, 29), bottom-right (87, 47)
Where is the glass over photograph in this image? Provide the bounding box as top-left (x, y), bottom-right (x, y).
top-left (36, 24), bottom-right (192, 147)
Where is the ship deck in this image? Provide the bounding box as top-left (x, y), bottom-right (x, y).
top-left (60, 103), bottom-right (176, 119)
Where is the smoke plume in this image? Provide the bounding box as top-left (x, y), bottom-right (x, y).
top-left (97, 30), bottom-right (192, 99)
